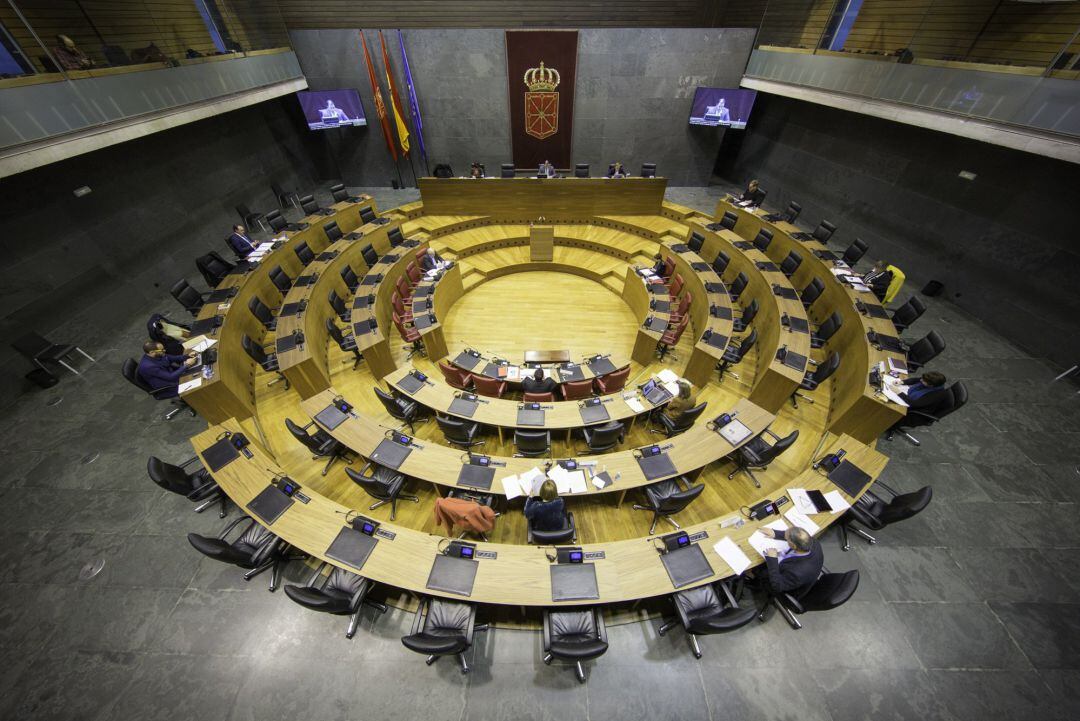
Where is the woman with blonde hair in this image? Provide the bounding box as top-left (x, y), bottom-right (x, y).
top-left (662, 378), bottom-right (698, 422)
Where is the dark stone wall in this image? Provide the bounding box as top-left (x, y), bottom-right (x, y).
top-left (718, 93), bottom-right (1080, 370)
top-left (0, 97), bottom-right (328, 400)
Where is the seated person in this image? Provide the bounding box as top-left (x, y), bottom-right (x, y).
top-left (757, 526), bottom-right (823, 594)
top-left (607, 161), bottom-right (626, 179)
top-left (522, 368), bottom-right (558, 396)
top-left (538, 160), bottom-right (556, 178)
top-left (524, 479), bottom-right (566, 531)
top-left (419, 247), bottom-right (444, 272)
top-left (469, 162), bottom-right (485, 179)
top-left (228, 224), bottom-right (257, 258)
top-left (739, 179), bottom-right (765, 206)
top-left (895, 371), bottom-right (949, 411)
top-left (862, 261), bottom-right (894, 303)
top-left (650, 253), bottom-right (666, 276)
top-left (52, 34), bottom-right (93, 70)
top-left (661, 379), bottom-right (698, 422)
top-left (137, 341), bottom-right (197, 398)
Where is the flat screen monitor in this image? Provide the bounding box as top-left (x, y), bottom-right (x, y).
top-left (298, 89), bottom-right (367, 130)
top-left (688, 88), bottom-right (757, 129)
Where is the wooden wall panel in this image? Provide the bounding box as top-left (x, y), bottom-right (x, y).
top-left (757, 0), bottom-right (833, 49)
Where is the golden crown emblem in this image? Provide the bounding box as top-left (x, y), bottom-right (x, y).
top-left (523, 61), bottom-right (560, 92)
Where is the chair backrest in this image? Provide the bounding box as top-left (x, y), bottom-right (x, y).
top-left (843, 238), bottom-right (869, 265)
top-left (328, 289), bottom-right (346, 317)
top-left (196, 252), bottom-right (233, 286)
top-left (284, 581), bottom-right (351, 615)
top-left (285, 418), bottom-right (321, 453)
top-left (574, 163), bottom-right (589, 178)
top-left (818, 311), bottom-right (843, 342)
top-left (547, 608), bottom-right (602, 647)
top-left (742, 298), bottom-right (759, 325)
top-left (720, 211), bottom-right (738, 230)
top-left (688, 232), bottom-right (704, 253)
top-left (780, 250), bottom-right (802, 277)
top-left (670, 273), bottom-right (684, 297)
top-left (340, 264), bottom-right (359, 290)
top-left (146, 456), bottom-right (195, 495)
top-left (360, 206), bottom-right (377, 223)
top-left (361, 244), bottom-right (378, 267)
top-left (501, 163), bottom-right (515, 178)
top-left (472, 374), bottom-right (505, 397)
top-left (671, 402), bottom-right (708, 432)
top-left (753, 229), bottom-right (773, 252)
top-left (248, 296), bottom-right (273, 328)
top-left (586, 421), bottom-right (624, 449)
top-left (801, 277), bottom-right (824, 306)
top-left (395, 276), bottom-right (411, 299)
top-left (241, 334), bottom-right (268, 365)
top-left (813, 220), bottom-right (837, 242)
top-left (270, 266), bottom-right (292, 294)
top-left (295, 241), bottom-right (314, 265)
top-left (663, 256), bottom-right (676, 278)
top-left (265, 209), bottom-right (287, 232)
top-left (438, 360), bottom-right (470, 389)
top-left (654, 481), bottom-right (705, 515)
top-left (597, 366), bottom-right (630, 393)
top-left (665, 313), bottom-right (690, 343)
top-left (324, 318), bottom-right (349, 349)
top-left (934, 381), bottom-right (968, 420)
top-left (330, 183), bottom-right (349, 202)
top-left (514, 429), bottom-right (551, 454)
top-left (436, 415), bottom-right (474, 444)
top-left (785, 201), bottom-right (802, 222)
top-left (812, 351), bottom-right (841, 384)
top-left (523, 391), bottom-right (555, 402)
top-left (122, 357), bottom-right (154, 393)
top-left (736, 327), bottom-right (758, 358)
top-left (561, 379), bottom-right (593, 400)
top-left (712, 251), bottom-right (730, 276)
top-left (761, 429), bottom-right (799, 463)
top-left (730, 272), bottom-right (748, 297)
top-left (893, 296), bottom-right (926, 327)
top-left (299, 194), bottom-right (319, 215)
top-left (324, 221), bottom-right (343, 243)
top-left (676, 292), bottom-right (692, 317)
top-left (388, 227), bottom-right (404, 246)
top-left (908, 330), bottom-right (945, 366)
top-left (391, 291), bottom-right (407, 315)
top-left (880, 487), bottom-right (933, 525)
top-left (640, 163), bottom-right (657, 177)
top-left (406, 261), bottom-right (421, 284)
top-left (373, 387), bottom-right (407, 420)
top-left (170, 279), bottom-right (203, 313)
top-left (345, 466), bottom-right (395, 501)
top-left (798, 570), bottom-right (859, 611)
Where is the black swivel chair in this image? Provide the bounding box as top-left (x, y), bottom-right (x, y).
top-left (324, 220), bottom-right (343, 243)
top-left (543, 607), bottom-right (609, 683)
top-left (840, 483), bottom-right (933, 550)
top-left (719, 211), bottom-right (738, 230)
top-left (401, 597), bottom-right (486, 674)
top-left (580, 421), bottom-right (624, 453)
top-left (800, 277), bottom-right (825, 309)
top-left (248, 296), bottom-right (277, 331)
top-left (299, 194), bottom-right (322, 216)
top-left (842, 238), bottom-right (869, 266)
top-left (574, 163), bottom-right (589, 178)
top-left (387, 227), bottom-right (405, 247)
top-left (345, 463), bottom-right (418, 521)
top-left (241, 334), bottom-right (288, 388)
top-left (269, 266), bottom-right (293, 295)
top-left (906, 330), bottom-right (946, 372)
top-left (688, 231), bottom-right (705, 254)
top-left (712, 251), bottom-right (731, 276)
top-left (792, 351), bottom-right (840, 407)
top-left (513, 429), bottom-right (552, 458)
top-left (271, 181), bottom-right (301, 210)
top-left (784, 201), bottom-right (802, 223)
top-left (265, 209), bottom-right (288, 234)
top-left (285, 418), bottom-right (351, 475)
top-left (195, 251), bottom-right (235, 287)
top-left (658, 580), bottom-right (757, 658)
top-left (633, 476), bottom-right (705, 533)
top-left (500, 163), bottom-right (515, 178)
top-left (760, 569), bottom-right (860, 630)
top-left (170, 279), bottom-right (207, 316)
top-left (752, 229), bottom-right (773, 252)
top-left (373, 387), bottom-right (426, 432)
top-left (432, 164), bottom-right (454, 178)
top-left (810, 311), bottom-right (843, 349)
top-left (147, 455), bottom-right (226, 517)
top-left (187, 516), bottom-right (296, 591)
top-left (329, 183), bottom-right (351, 203)
top-left (340, 264), bottom-right (360, 293)
top-left (328, 289), bottom-right (351, 323)
top-left (325, 318), bottom-right (363, 369)
top-left (294, 241), bottom-right (315, 266)
top-left (236, 203), bottom-right (268, 233)
top-left (527, 508), bottom-right (576, 545)
top-left (13, 332), bottom-right (96, 377)
top-left (716, 327), bottom-right (757, 382)
top-left (641, 162), bottom-right (657, 178)
top-left (361, 244), bottom-right (379, 267)
top-left (812, 220), bottom-right (837, 243)
top-left (780, 250), bottom-right (803, 278)
top-left (436, 415), bottom-right (484, 449)
top-left (890, 295), bottom-right (926, 333)
top-left (284, 562), bottom-right (387, 638)
top-left (887, 381), bottom-right (967, 446)
top-left (732, 298), bottom-right (758, 333)
top-left (122, 358), bottom-right (195, 420)
top-left (728, 272), bottom-right (749, 302)
top-left (359, 206), bottom-right (378, 224)
top-left (651, 402), bottom-right (708, 437)
top-left (727, 428), bottom-right (799, 488)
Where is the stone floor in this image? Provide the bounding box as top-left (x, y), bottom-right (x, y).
top-left (0, 184), bottom-right (1078, 721)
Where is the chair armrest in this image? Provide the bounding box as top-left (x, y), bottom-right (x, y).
top-left (906, 409), bottom-right (940, 422)
top-left (595, 608), bottom-right (608, 643)
top-left (763, 429), bottom-right (782, 441)
top-left (463, 603), bottom-right (478, 644)
top-left (186, 481), bottom-right (220, 501)
top-left (306, 561), bottom-right (329, 587)
top-left (250, 535), bottom-right (284, 566)
top-left (542, 610), bottom-right (553, 652)
top-left (718, 579), bottom-right (739, 608)
top-left (410, 596), bottom-right (429, 635)
top-left (349, 577), bottom-right (373, 611)
top-left (177, 456), bottom-right (203, 469)
top-left (218, 515), bottom-right (253, 540)
top-left (782, 592), bottom-right (805, 614)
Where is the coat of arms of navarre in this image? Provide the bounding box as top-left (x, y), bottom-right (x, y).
top-left (524, 61), bottom-right (560, 140)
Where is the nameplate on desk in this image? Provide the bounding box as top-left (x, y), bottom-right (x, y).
top-left (374, 528), bottom-right (396, 541)
top-left (475, 550), bottom-right (498, 560)
top-left (583, 550), bottom-right (606, 561)
top-left (687, 530), bottom-right (709, 543)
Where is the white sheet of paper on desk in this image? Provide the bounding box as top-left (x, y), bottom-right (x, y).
top-left (625, 396), bottom-right (646, 413)
top-left (500, 474), bottom-right (522, 500)
top-left (506, 366), bottom-right (520, 381)
top-left (850, 282), bottom-right (871, 293)
top-left (713, 536), bottom-right (752, 575)
top-left (183, 336), bottom-right (217, 353)
top-left (663, 381), bottom-right (680, 397)
top-left (520, 468), bottom-right (546, 494)
top-left (823, 490), bottom-right (850, 514)
top-left (784, 508), bottom-right (821, 535)
top-left (881, 385), bottom-right (909, 406)
top-left (788, 488), bottom-right (817, 515)
top-left (657, 369), bottom-right (679, 384)
top-left (178, 377), bottom-right (202, 394)
top-left (748, 519), bottom-right (790, 559)
top-left (720, 420), bottom-right (752, 445)
top-left (565, 470), bottom-right (588, 494)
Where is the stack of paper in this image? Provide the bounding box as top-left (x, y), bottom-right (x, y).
top-left (178, 377), bottom-right (203, 394)
top-left (787, 488), bottom-right (817, 515)
top-left (783, 508), bottom-right (821, 534)
top-left (748, 519), bottom-right (790, 559)
top-left (500, 467), bottom-right (547, 500)
top-left (625, 396), bottom-right (646, 413)
top-left (657, 369), bottom-right (679, 384)
top-left (713, 536), bottom-right (752, 575)
top-left (548, 465), bottom-right (588, 494)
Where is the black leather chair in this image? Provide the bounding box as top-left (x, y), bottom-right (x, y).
top-left (436, 415), bottom-right (484, 449)
top-left (543, 607), bottom-right (609, 683)
top-left (792, 351), bottom-right (840, 407)
top-left (269, 265), bottom-right (292, 295)
top-left (527, 509), bottom-right (576, 545)
top-left (887, 380), bottom-right (967, 446)
top-left (374, 386), bottom-right (426, 432)
top-left (727, 428), bottom-right (799, 488)
top-left (812, 220), bottom-right (837, 243)
top-left (330, 183), bottom-right (350, 203)
top-left (810, 311), bottom-right (843, 349)
top-left (299, 194), bottom-right (321, 216)
top-left (842, 238), bottom-right (869, 266)
top-left (325, 318), bottom-right (363, 369)
top-left (580, 421), bottom-right (624, 453)
top-left (719, 211), bottom-right (738, 230)
top-left (401, 597), bottom-right (486, 674)
top-left (236, 203), bottom-right (268, 233)
top-left (732, 298), bottom-right (758, 333)
top-left (265, 209), bottom-right (288, 233)
top-left (633, 476), bottom-right (705, 533)
top-left (187, 516), bottom-right (296, 591)
top-left (294, 241), bottom-right (315, 266)
top-left (271, 181), bottom-right (301, 210)
top-left (241, 334), bottom-right (288, 388)
top-left (890, 295), bottom-right (926, 333)
top-left (13, 331), bottom-right (95, 377)
top-left (728, 272), bottom-right (749, 302)
top-left (195, 251), bottom-right (234, 287)
top-left (359, 206), bottom-right (378, 224)
top-left (906, 330), bottom-right (945, 372)
top-left (248, 295), bottom-right (277, 331)
top-left (761, 569), bottom-right (860, 630)
top-left (500, 163), bottom-right (515, 178)
top-left (387, 227), bottom-right (405, 247)
top-left (122, 358), bottom-right (195, 419)
top-left (170, 279), bottom-right (207, 316)
top-left (514, 429), bottom-right (552, 458)
top-left (361, 244), bottom-right (379, 267)
top-left (147, 455), bottom-right (226, 517)
top-left (345, 463), bottom-right (418, 521)
top-left (328, 289), bottom-right (350, 323)
top-left (840, 483), bottom-right (933, 549)
top-left (688, 231), bottom-right (705, 254)
top-left (800, 277), bottom-right (825, 309)
top-left (340, 264), bottom-right (360, 293)
top-left (284, 562), bottom-right (387, 638)
top-left (784, 201), bottom-right (802, 223)
top-left (752, 229), bottom-right (773, 252)
top-left (716, 327), bottom-right (757, 382)
top-left (148, 313), bottom-right (189, 355)
top-left (640, 162), bottom-right (657, 178)
top-left (651, 402), bottom-right (708, 437)
top-left (324, 220), bottom-right (343, 243)
top-left (712, 251), bottom-right (731, 276)
top-left (285, 418), bottom-right (351, 475)
top-left (574, 163), bottom-right (589, 178)
top-left (780, 250), bottom-right (802, 278)
top-left (658, 580), bottom-right (757, 658)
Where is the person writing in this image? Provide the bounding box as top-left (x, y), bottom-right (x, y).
top-left (522, 368), bottom-right (558, 396)
top-left (524, 479), bottom-right (566, 531)
top-left (52, 34), bottom-right (93, 70)
top-left (739, 179), bottom-right (765, 206)
top-left (227, 224), bottom-right (257, 258)
top-left (607, 162), bottom-right (626, 179)
top-left (661, 379), bottom-right (698, 422)
top-left (137, 341), bottom-right (197, 398)
top-left (419, 247), bottom-right (444, 272)
top-left (757, 526), bottom-right (823, 593)
top-left (895, 371), bottom-right (949, 411)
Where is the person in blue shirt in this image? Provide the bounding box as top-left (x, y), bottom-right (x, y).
top-left (227, 224), bottom-right (257, 258)
top-left (136, 341), bottom-right (196, 398)
top-left (897, 371), bottom-right (948, 411)
top-left (524, 479), bottom-right (566, 532)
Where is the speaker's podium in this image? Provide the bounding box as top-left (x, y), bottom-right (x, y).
top-left (530, 224), bottom-right (553, 261)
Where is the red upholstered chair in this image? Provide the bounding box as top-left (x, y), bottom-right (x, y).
top-left (668, 273), bottom-right (685, 298)
top-left (391, 291), bottom-right (413, 323)
top-left (395, 275), bottom-right (413, 301)
top-left (414, 247), bottom-right (429, 265)
top-left (523, 391), bottom-right (555, 403)
top-left (669, 291), bottom-right (692, 325)
top-left (393, 311), bottom-right (424, 359)
top-left (594, 366), bottom-right (630, 395)
top-left (656, 314), bottom-right (690, 361)
top-left (662, 256), bottom-right (676, 283)
top-left (438, 360), bottom-right (473, 390)
top-left (560, 379), bottom-right (594, 401)
top-left (472, 374), bottom-right (508, 398)
top-left (406, 261), bottom-right (421, 286)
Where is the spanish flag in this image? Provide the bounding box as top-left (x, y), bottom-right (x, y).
top-left (379, 30), bottom-right (410, 156)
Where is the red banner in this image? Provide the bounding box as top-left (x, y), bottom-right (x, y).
top-left (505, 30), bottom-right (578, 171)
top-left (360, 31), bottom-right (397, 162)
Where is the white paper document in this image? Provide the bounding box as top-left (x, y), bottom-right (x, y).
top-left (657, 369), bottom-right (679, 384)
top-left (625, 396), bottom-right (646, 413)
top-left (783, 508), bottom-right (821, 535)
top-left (748, 519), bottom-right (790, 559)
top-left (183, 336), bottom-right (217, 353)
top-left (787, 488), bottom-right (817, 515)
top-left (823, 491), bottom-right (850, 514)
top-left (713, 536), bottom-right (752, 575)
top-left (880, 384), bottom-right (909, 406)
top-left (500, 474), bottom-right (523, 500)
top-left (662, 381), bottom-right (681, 397)
top-left (719, 419), bottom-right (752, 445)
top-left (178, 377), bottom-right (202, 394)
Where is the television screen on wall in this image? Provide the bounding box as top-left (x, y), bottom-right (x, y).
top-left (297, 89), bottom-right (367, 130)
top-left (688, 88), bottom-right (757, 129)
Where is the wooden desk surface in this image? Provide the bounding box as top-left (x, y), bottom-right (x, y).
top-left (448, 350), bottom-right (631, 386)
top-left (418, 177), bottom-right (668, 217)
top-left (194, 419), bottom-right (884, 606)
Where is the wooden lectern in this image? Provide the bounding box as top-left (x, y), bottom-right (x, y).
top-left (530, 225), bottom-right (554, 261)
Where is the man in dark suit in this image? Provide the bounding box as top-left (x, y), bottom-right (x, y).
top-left (227, 225), bottom-right (257, 258)
top-left (419, 248), bottom-right (444, 272)
top-left (522, 368), bottom-right (558, 396)
top-left (897, 371), bottom-right (948, 411)
top-left (739, 179), bottom-right (765, 207)
top-left (863, 261), bottom-right (894, 303)
top-left (758, 526), bottom-right (824, 594)
top-left (136, 341), bottom-right (196, 398)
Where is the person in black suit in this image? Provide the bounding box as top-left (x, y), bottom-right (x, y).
top-left (651, 253), bottom-right (666, 276)
top-left (522, 368), bottom-right (558, 396)
top-left (227, 225), bottom-right (257, 258)
top-left (419, 248), bottom-right (443, 272)
top-left (136, 340), bottom-right (196, 399)
top-left (897, 371), bottom-right (948, 411)
top-left (758, 526), bottom-right (824, 594)
top-left (739, 179), bottom-right (765, 206)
